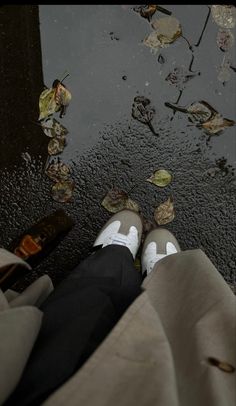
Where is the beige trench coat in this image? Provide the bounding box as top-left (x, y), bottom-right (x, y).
top-left (0, 247), bottom-right (235, 406)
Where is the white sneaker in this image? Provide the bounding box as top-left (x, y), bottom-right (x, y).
top-left (93, 210), bottom-right (143, 258)
top-left (142, 228), bottom-right (180, 275)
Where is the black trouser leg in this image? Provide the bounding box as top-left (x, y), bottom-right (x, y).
top-left (6, 245), bottom-right (142, 406)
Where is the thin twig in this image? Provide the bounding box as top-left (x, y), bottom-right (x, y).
top-left (194, 6), bottom-right (211, 47)
top-left (169, 90), bottom-right (184, 121)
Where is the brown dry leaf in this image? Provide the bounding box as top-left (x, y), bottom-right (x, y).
top-left (41, 118), bottom-right (69, 138)
top-left (48, 136), bottom-right (66, 155)
top-left (101, 189), bottom-right (127, 213)
top-left (51, 180), bottom-right (75, 203)
top-left (101, 189), bottom-right (139, 213)
top-left (154, 197), bottom-right (175, 225)
top-left (147, 169), bottom-right (172, 187)
top-left (165, 100), bottom-right (235, 134)
top-left (45, 162), bottom-right (71, 182)
top-left (201, 115), bottom-right (235, 134)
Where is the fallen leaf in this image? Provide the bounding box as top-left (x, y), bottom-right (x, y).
top-left (217, 57), bottom-right (231, 83)
top-left (125, 198), bottom-right (139, 212)
top-left (48, 136), bottom-right (66, 155)
top-left (165, 100), bottom-right (215, 123)
top-left (51, 180), bottom-right (75, 203)
top-left (144, 16), bottom-right (182, 52)
top-left (211, 5), bottom-right (236, 29)
top-left (38, 88), bottom-right (59, 121)
top-left (165, 100), bottom-right (235, 134)
top-left (53, 81), bottom-right (72, 118)
top-left (187, 101), bottom-right (215, 123)
top-left (143, 31), bottom-right (164, 54)
top-left (216, 28), bottom-right (234, 51)
top-left (147, 169), bottom-right (172, 187)
top-left (165, 67), bottom-right (199, 90)
top-left (132, 96), bottom-right (157, 135)
top-left (151, 16), bottom-right (182, 40)
top-left (132, 96), bottom-right (155, 124)
top-left (201, 115), bottom-right (235, 134)
top-left (41, 118), bottom-right (69, 138)
top-left (154, 197), bottom-right (175, 225)
top-left (45, 162), bottom-right (71, 182)
top-left (101, 189), bottom-right (139, 213)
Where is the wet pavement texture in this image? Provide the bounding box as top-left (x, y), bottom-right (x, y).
top-left (0, 5), bottom-right (235, 291)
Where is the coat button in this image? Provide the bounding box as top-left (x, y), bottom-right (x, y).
top-left (207, 357), bottom-right (235, 373)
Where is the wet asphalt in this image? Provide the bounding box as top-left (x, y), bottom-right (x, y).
top-left (0, 5), bottom-right (235, 291)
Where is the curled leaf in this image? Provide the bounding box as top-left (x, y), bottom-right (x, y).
top-left (216, 29), bottom-right (234, 51)
top-left (147, 169), bottom-right (172, 187)
top-left (154, 197), bottom-right (175, 225)
top-left (132, 96), bottom-right (155, 124)
top-left (211, 5), bottom-right (236, 29)
top-left (41, 118), bottom-right (69, 138)
top-left (54, 83), bottom-right (72, 118)
top-left (51, 180), bottom-right (75, 203)
top-left (45, 162), bottom-right (71, 182)
top-left (38, 88), bottom-right (59, 121)
top-left (48, 136), bottom-right (66, 155)
top-left (101, 189), bottom-right (139, 213)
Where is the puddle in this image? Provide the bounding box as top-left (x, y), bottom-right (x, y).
top-left (39, 5), bottom-right (236, 166)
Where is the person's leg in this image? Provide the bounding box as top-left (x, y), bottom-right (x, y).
top-left (6, 210), bottom-right (143, 406)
